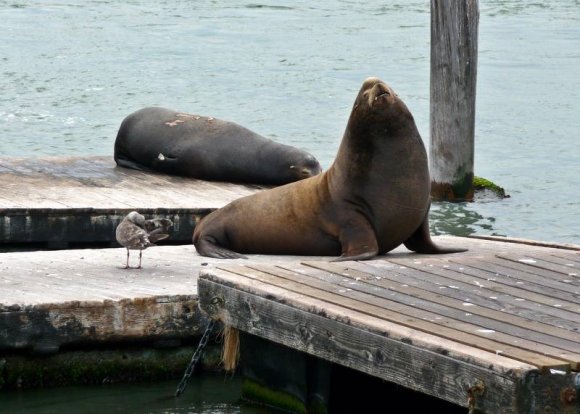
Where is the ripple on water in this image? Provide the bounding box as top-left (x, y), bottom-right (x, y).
top-left (0, 0), bottom-right (578, 244)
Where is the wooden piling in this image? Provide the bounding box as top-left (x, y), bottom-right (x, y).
top-left (430, 0), bottom-right (479, 201)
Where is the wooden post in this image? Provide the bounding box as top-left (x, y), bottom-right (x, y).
top-left (430, 0), bottom-right (479, 201)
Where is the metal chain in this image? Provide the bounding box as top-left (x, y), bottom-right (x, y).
top-left (174, 318), bottom-right (216, 397)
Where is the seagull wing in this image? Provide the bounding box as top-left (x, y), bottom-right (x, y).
top-left (117, 222), bottom-right (152, 249)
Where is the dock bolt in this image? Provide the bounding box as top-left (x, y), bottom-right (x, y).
top-left (205, 295), bottom-right (225, 321)
top-left (210, 296), bottom-right (224, 306)
top-left (467, 380), bottom-right (486, 410)
top-left (560, 387), bottom-right (576, 405)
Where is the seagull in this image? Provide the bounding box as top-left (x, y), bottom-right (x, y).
top-left (115, 211), bottom-right (173, 269)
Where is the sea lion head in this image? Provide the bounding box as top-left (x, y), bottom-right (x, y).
top-left (263, 145), bottom-right (322, 184)
top-left (350, 77), bottom-right (414, 131)
top-left (288, 152), bottom-right (322, 180)
top-left (334, 77), bottom-right (423, 183)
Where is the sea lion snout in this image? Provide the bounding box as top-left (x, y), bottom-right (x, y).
top-left (368, 82), bottom-right (393, 107)
top-left (289, 154), bottom-right (322, 178)
top-left (359, 78), bottom-right (394, 109)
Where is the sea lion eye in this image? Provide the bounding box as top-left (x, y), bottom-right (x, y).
top-left (289, 165), bottom-right (296, 169)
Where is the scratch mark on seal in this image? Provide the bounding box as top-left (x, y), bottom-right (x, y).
top-left (165, 119), bottom-right (185, 127)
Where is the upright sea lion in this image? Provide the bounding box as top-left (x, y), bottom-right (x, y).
top-left (114, 107), bottom-right (322, 185)
top-left (193, 77), bottom-right (467, 260)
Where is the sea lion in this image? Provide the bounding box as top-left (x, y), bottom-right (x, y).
top-left (193, 77), bottom-right (467, 260)
top-left (114, 107), bottom-right (322, 185)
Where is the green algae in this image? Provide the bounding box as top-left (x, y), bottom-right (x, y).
top-left (0, 344), bottom-right (222, 390)
top-left (473, 176), bottom-right (509, 198)
top-left (242, 378), bottom-right (307, 414)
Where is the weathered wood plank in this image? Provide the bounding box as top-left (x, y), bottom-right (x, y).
top-left (448, 258), bottom-right (580, 304)
top-left (466, 235), bottom-right (580, 252)
top-left (548, 252), bottom-right (580, 265)
top-left (198, 273), bottom-right (534, 412)
top-left (0, 244), bottom-right (343, 351)
top-left (200, 260), bottom-right (580, 413)
top-left (232, 263), bottom-right (575, 370)
top-left (1, 295), bottom-right (203, 354)
top-left (496, 253), bottom-right (580, 278)
top-left (347, 259), bottom-right (580, 331)
top-left (304, 261), bottom-right (580, 347)
top-left (386, 256), bottom-right (580, 314)
top-left (0, 156), bottom-right (265, 209)
top-left (486, 256), bottom-right (580, 290)
top-left (0, 156), bottom-right (268, 244)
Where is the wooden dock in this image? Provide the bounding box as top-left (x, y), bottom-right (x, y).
top-left (0, 156), bottom-right (265, 247)
top-left (1, 156), bottom-right (579, 411)
top-left (198, 236), bottom-right (580, 413)
top-left (0, 243), bottom-right (325, 354)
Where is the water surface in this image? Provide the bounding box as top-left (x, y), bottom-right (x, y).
top-left (1, 0), bottom-right (578, 242)
top-left (0, 375), bottom-right (271, 414)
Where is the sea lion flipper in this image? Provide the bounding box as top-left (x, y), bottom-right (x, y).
top-left (334, 216), bottom-right (379, 261)
top-left (404, 215), bottom-right (467, 254)
top-left (194, 236), bottom-right (248, 259)
top-left (115, 156), bottom-right (157, 172)
top-left (331, 250), bottom-right (378, 262)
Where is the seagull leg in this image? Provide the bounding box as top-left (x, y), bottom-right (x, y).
top-left (137, 250), bottom-right (143, 269)
top-left (123, 248), bottom-right (131, 269)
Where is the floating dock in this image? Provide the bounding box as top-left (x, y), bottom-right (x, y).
top-left (0, 156), bottom-right (265, 247)
top-left (0, 244), bottom-right (320, 354)
top-left (1, 156), bottom-right (579, 412)
top-left (198, 236), bottom-right (580, 413)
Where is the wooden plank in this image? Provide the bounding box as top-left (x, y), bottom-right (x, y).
top-left (448, 258), bottom-right (580, 304)
top-left (231, 263), bottom-right (575, 370)
top-left (535, 252), bottom-right (580, 266)
top-left (466, 235), bottom-right (580, 252)
top-left (0, 156), bottom-right (271, 245)
top-left (104, 168), bottom-right (227, 206)
top-left (111, 162), bottom-right (265, 201)
top-left (304, 261), bottom-right (580, 346)
top-left (1, 295), bottom-right (202, 353)
top-left (347, 259), bottom-right (580, 331)
top-left (548, 252), bottom-right (580, 267)
top-left (0, 195), bottom-right (25, 208)
top-left (198, 271), bottom-right (533, 412)
top-left (1, 245), bottom-right (334, 351)
top-left (0, 245), bottom-right (331, 306)
top-left (0, 156), bottom-right (265, 210)
top-left (496, 253), bottom-right (580, 278)
top-left (487, 256), bottom-right (580, 289)
top-left (386, 256), bottom-right (580, 314)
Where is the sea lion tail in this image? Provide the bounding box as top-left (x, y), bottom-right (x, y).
top-left (404, 216), bottom-right (468, 254)
top-left (193, 236), bottom-right (248, 259)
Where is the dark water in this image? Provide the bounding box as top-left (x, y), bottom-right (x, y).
top-left (0, 375), bottom-right (271, 414)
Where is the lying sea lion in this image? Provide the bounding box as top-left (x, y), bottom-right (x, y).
top-left (114, 107), bottom-right (321, 185)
